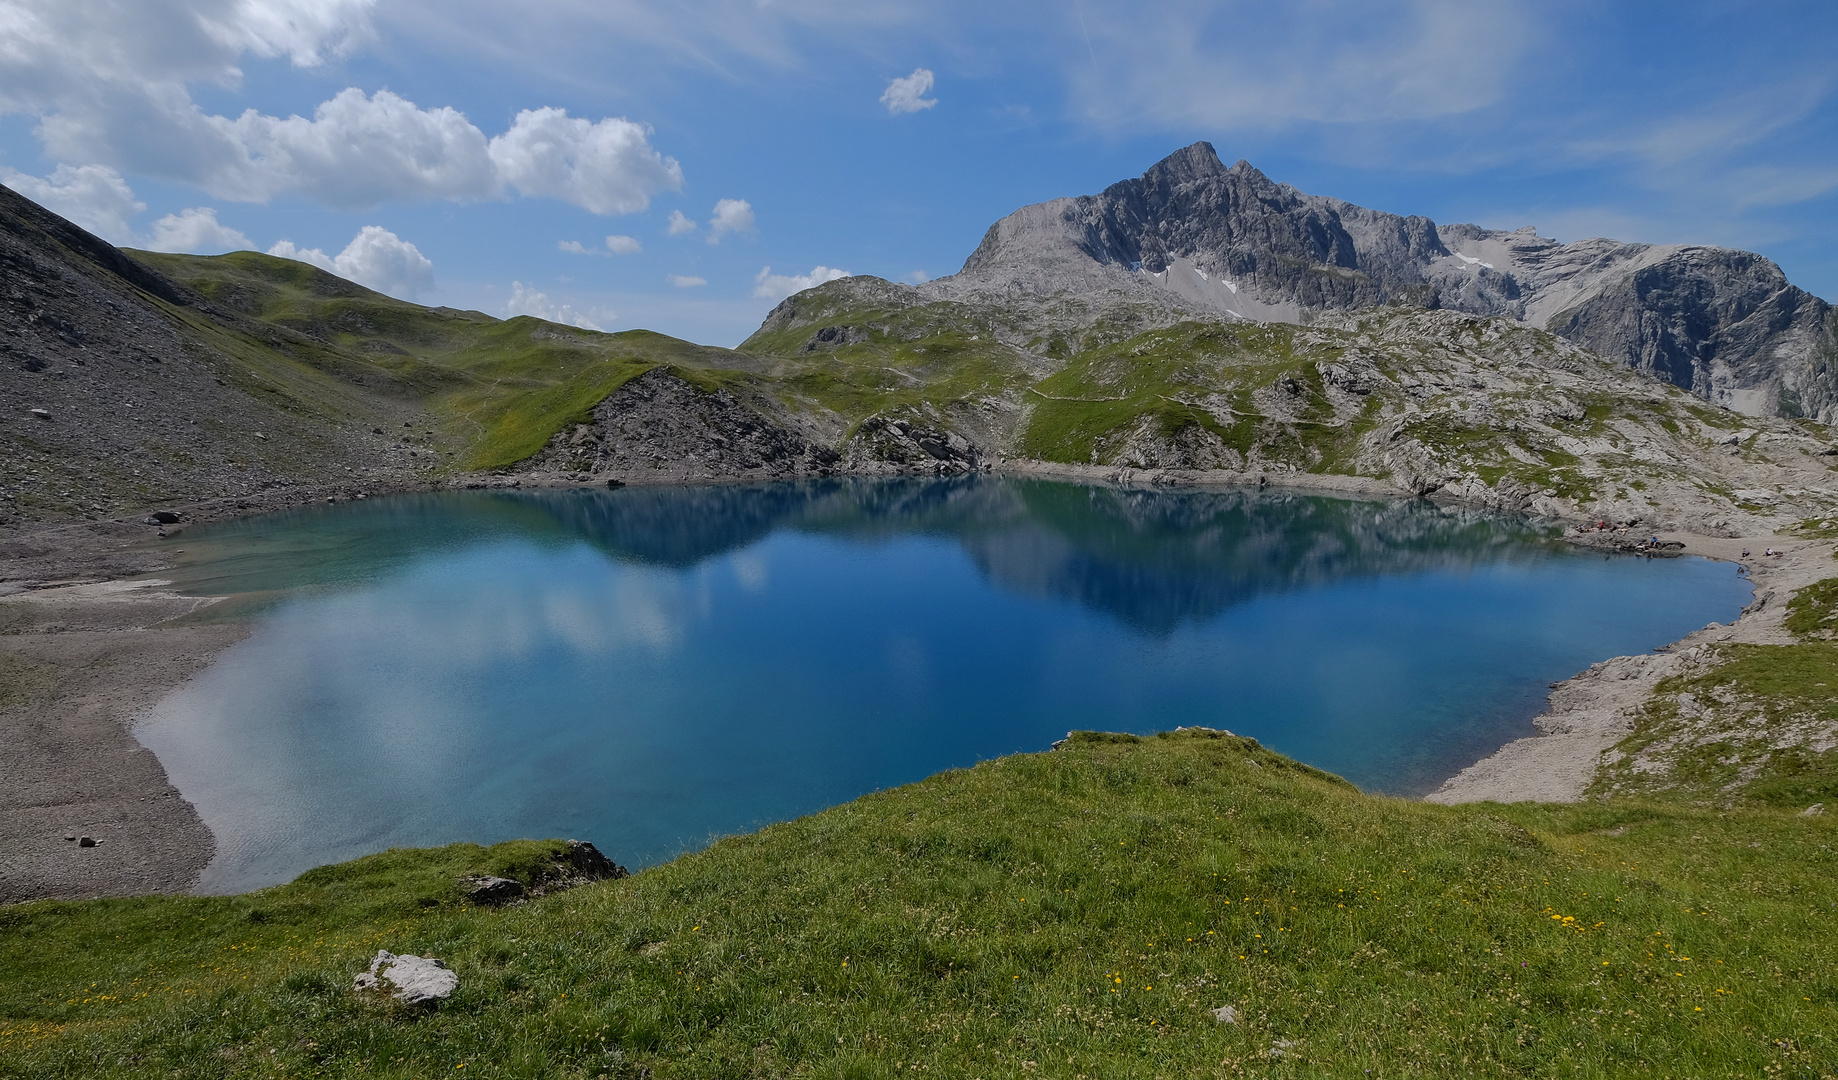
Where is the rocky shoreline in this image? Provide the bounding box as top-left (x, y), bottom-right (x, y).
top-left (0, 464), bottom-right (1817, 903)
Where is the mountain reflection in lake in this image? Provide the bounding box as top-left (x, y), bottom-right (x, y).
top-left (141, 478), bottom-right (1750, 893)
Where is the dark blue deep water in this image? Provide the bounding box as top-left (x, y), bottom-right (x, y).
top-left (137, 479), bottom-right (1751, 893)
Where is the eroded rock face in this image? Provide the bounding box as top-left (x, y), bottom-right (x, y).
top-left (844, 414), bottom-right (981, 474)
top-left (353, 951), bottom-right (458, 1005)
top-left (536, 366), bottom-right (839, 481)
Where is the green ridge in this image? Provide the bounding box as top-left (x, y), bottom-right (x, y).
top-left (130, 251), bottom-right (767, 471)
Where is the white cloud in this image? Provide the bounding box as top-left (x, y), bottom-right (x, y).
top-left (0, 163), bottom-right (144, 242)
top-left (752, 264), bottom-right (850, 301)
top-left (0, 2), bottom-right (680, 216)
top-left (197, 0), bottom-right (378, 66)
top-left (706, 198), bottom-right (754, 243)
top-left (907, 269), bottom-right (931, 284)
top-left (667, 274), bottom-right (707, 288)
top-left (666, 209), bottom-right (697, 236)
top-left (145, 207), bottom-right (254, 254)
top-left (561, 234), bottom-right (644, 256)
top-left (881, 68), bottom-right (938, 115)
top-left (487, 107), bottom-right (682, 215)
top-left (503, 281), bottom-right (606, 331)
top-left (269, 225), bottom-right (434, 300)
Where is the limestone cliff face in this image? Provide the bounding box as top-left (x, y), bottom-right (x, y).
top-left (942, 142), bottom-right (1837, 421)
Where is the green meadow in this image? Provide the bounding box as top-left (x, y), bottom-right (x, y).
top-left (3, 728), bottom-right (1833, 1079)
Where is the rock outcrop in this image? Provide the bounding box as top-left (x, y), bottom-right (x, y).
top-left (843, 413), bottom-right (982, 474)
top-left (532, 366), bottom-right (840, 481)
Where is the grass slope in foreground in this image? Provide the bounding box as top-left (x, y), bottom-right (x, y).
top-left (3, 731), bottom-right (1835, 1078)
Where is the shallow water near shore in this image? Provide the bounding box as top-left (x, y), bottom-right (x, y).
top-left (139, 478), bottom-right (1750, 894)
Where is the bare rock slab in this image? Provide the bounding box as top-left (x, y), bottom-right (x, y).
top-left (353, 950), bottom-right (458, 1006)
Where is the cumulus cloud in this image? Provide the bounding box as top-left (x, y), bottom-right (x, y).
top-left (706, 198), bottom-right (755, 243)
top-left (667, 274), bottom-right (707, 288)
top-left (145, 207), bottom-right (254, 254)
top-left (0, 3), bottom-right (680, 215)
top-left (504, 281), bottom-right (606, 331)
top-left (881, 68), bottom-right (938, 115)
top-left (666, 209), bottom-right (697, 236)
top-left (71, 90), bottom-right (683, 214)
top-left (558, 239), bottom-right (592, 254)
top-left (0, 163), bottom-right (145, 242)
top-left (269, 226), bottom-right (434, 300)
top-left (488, 107), bottom-right (682, 215)
top-left (605, 234), bottom-right (641, 253)
top-left (753, 264), bottom-right (850, 301)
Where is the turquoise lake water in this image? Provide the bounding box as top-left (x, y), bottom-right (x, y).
top-left (136, 479), bottom-right (1752, 893)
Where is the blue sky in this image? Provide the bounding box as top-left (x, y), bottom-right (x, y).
top-left (1, 0), bottom-right (1834, 347)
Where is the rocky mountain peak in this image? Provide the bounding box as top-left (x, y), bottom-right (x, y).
top-left (1134, 141), bottom-right (1231, 185)
top-left (935, 147), bottom-right (1836, 422)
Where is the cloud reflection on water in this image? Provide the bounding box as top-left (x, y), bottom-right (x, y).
top-left (139, 478), bottom-right (1749, 893)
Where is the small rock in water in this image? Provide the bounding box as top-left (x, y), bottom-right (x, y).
top-left (1802, 803), bottom-right (1825, 817)
top-left (464, 876), bottom-right (526, 905)
top-left (1209, 1005), bottom-right (1238, 1024)
top-left (352, 950), bottom-right (458, 1005)
top-left (77, 835), bottom-right (96, 847)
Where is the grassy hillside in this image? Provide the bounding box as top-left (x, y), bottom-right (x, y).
top-left (131, 251), bottom-right (767, 471)
top-left (1592, 570), bottom-right (1838, 809)
top-left (743, 282), bottom-right (1838, 531)
top-left (3, 729), bottom-right (1833, 1078)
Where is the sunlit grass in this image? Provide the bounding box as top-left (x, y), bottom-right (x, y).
top-left (4, 731), bottom-right (1833, 1078)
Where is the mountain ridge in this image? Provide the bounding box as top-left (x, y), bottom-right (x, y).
top-left (6, 158), bottom-right (1838, 546)
top-left (919, 142), bottom-right (1836, 422)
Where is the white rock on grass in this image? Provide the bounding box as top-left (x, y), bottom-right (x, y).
top-left (1209, 1005), bottom-right (1238, 1023)
top-left (352, 950), bottom-right (458, 1005)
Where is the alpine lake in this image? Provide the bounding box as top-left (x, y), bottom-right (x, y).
top-left (137, 478), bottom-right (1752, 893)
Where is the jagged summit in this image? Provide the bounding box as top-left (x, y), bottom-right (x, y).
top-left (927, 142), bottom-right (1838, 421)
